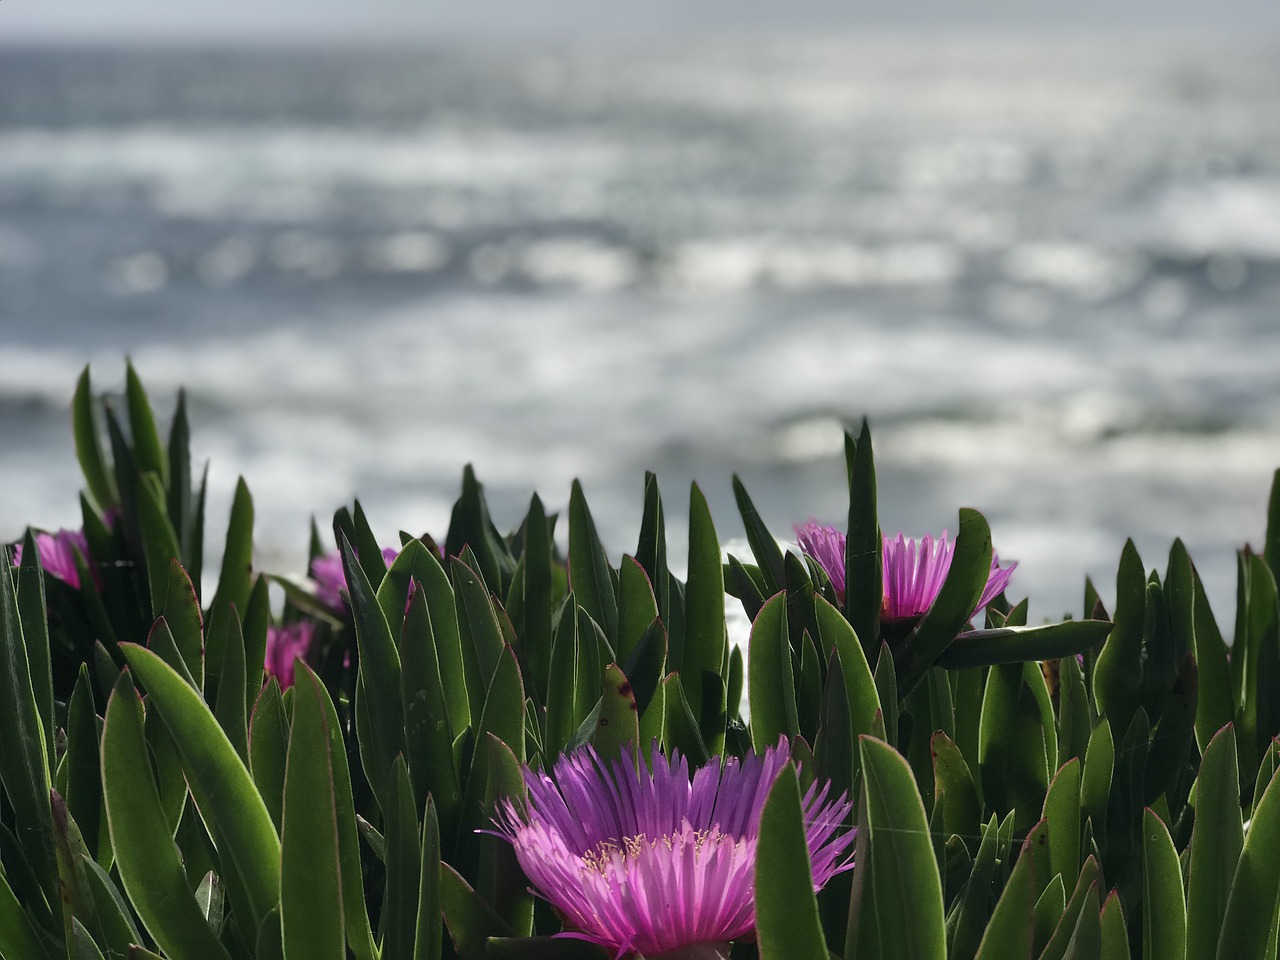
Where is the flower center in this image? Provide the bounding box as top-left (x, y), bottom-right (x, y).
top-left (579, 824), bottom-right (733, 874)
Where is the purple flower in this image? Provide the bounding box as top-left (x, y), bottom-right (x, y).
top-left (309, 545), bottom-right (400, 615)
top-left (493, 740), bottom-right (853, 959)
top-left (264, 621), bottom-right (317, 689)
top-left (795, 521), bottom-right (1016, 626)
top-left (13, 528), bottom-right (94, 590)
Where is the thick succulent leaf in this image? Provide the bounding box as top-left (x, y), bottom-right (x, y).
top-left (124, 360), bottom-right (167, 487)
top-left (209, 476), bottom-right (255, 628)
top-left (755, 762), bottom-right (829, 960)
top-left (381, 757), bottom-right (420, 960)
top-left (120, 643), bottom-right (280, 933)
top-left (1214, 761), bottom-right (1280, 960)
top-left (401, 589), bottom-right (463, 839)
top-left (845, 421), bottom-right (881, 659)
top-left (249, 680), bottom-right (289, 836)
top-left (683, 482), bottom-right (727, 727)
top-left (732, 474), bottom-right (786, 596)
top-left (972, 820), bottom-right (1044, 960)
top-left (932, 730), bottom-right (980, 843)
top-left (567, 480), bottom-right (618, 645)
top-left (938, 620), bottom-right (1112, 669)
top-left (440, 864), bottom-right (515, 960)
top-left (73, 366), bottom-right (117, 510)
top-left (281, 667), bottom-right (345, 960)
top-left (14, 539), bottom-right (54, 774)
top-left (477, 735), bottom-right (533, 936)
top-left (1038, 858), bottom-right (1101, 960)
top-left (342, 533), bottom-right (407, 810)
top-left (414, 796), bottom-right (443, 960)
top-left (101, 671), bottom-right (232, 960)
top-left (749, 592), bottom-right (800, 752)
top-left (159, 559), bottom-right (204, 688)
top-left (1190, 570), bottom-right (1233, 754)
top-left (592, 663), bottom-right (640, 758)
top-left (1093, 539), bottom-right (1147, 730)
top-left (65, 666), bottom-right (106, 867)
top-left (0, 555), bottom-right (58, 916)
top-left (452, 556), bottom-right (507, 732)
top-left (1043, 758), bottom-right (1083, 887)
top-left (1141, 807), bottom-right (1185, 960)
top-left (859, 736), bottom-right (947, 960)
top-left (1100, 890), bottom-right (1132, 960)
top-left (1186, 724), bottom-right (1243, 960)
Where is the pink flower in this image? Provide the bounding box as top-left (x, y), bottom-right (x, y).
top-left (309, 545), bottom-right (400, 615)
top-left (493, 741), bottom-right (853, 959)
top-left (264, 621), bottom-right (317, 689)
top-left (14, 528), bottom-right (93, 590)
top-left (795, 521), bottom-right (1016, 626)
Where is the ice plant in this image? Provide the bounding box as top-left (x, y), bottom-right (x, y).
top-left (309, 545), bottom-right (400, 614)
top-left (493, 740), bottom-right (853, 960)
top-left (264, 620), bottom-right (317, 689)
top-left (795, 521), bottom-right (1016, 626)
top-left (13, 526), bottom-right (95, 590)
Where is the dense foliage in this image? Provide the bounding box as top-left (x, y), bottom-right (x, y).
top-left (2, 364), bottom-right (1279, 959)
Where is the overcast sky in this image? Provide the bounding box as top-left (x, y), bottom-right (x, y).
top-left (3, 0), bottom-right (1278, 44)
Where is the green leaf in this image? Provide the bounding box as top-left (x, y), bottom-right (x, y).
top-left (1080, 720), bottom-right (1114, 843)
top-left (660, 673), bottom-right (709, 766)
top-left (210, 477), bottom-right (255, 627)
top-left (73, 366), bottom-right (116, 510)
top-left (452, 556), bottom-right (507, 734)
top-left (120, 643), bottom-right (280, 934)
top-left (980, 662), bottom-right (1053, 830)
top-left (592, 663), bottom-right (640, 759)
top-left (1100, 890), bottom-right (1132, 960)
top-left (749, 592), bottom-right (799, 752)
top-left (1060, 882), bottom-right (1101, 960)
top-left (1093, 539), bottom-right (1147, 731)
top-left (14, 538), bottom-right (54, 776)
top-left (617, 556), bottom-right (660, 668)
top-left (477, 735), bottom-right (533, 936)
top-left (814, 595), bottom-right (878, 761)
top-left (159, 560), bottom-right (204, 689)
top-left (620, 618), bottom-right (666, 720)
top-left (1214, 760), bottom-right (1280, 960)
top-left (65, 666), bottom-right (106, 867)
top-left (458, 645), bottom-right (525, 860)
top-left (401, 588), bottom-right (463, 839)
top-left (381, 756), bottom-right (420, 960)
top-left (1191, 570), bottom-right (1233, 755)
top-left (415, 796), bottom-right (443, 960)
top-left (0, 870), bottom-right (49, 960)
top-left (398, 544), bottom-right (469, 738)
top-left (1035, 876), bottom-right (1068, 957)
top-left (937, 620), bottom-right (1112, 669)
top-left (1038, 858), bottom-right (1101, 960)
top-left (517, 495), bottom-right (554, 700)
top-left (213, 604), bottom-right (248, 764)
top-left (845, 421), bottom-right (881, 659)
top-left (1043, 758), bottom-right (1083, 887)
top-left (635, 472), bottom-right (670, 642)
top-left (568, 480), bottom-right (618, 645)
top-left (101, 671), bottom-right (232, 960)
top-left (342, 533), bottom-right (407, 810)
top-left (249, 679), bottom-right (290, 836)
top-left (125, 359), bottom-right (168, 488)
top-left (859, 736), bottom-right (947, 960)
top-left (166, 389), bottom-right (194, 560)
top-left (972, 820), bottom-right (1042, 960)
top-left (440, 864), bottom-right (515, 960)
top-left (755, 761), bottom-right (829, 960)
top-left (1057, 653), bottom-right (1092, 766)
top-left (898, 509), bottom-right (993, 688)
top-left (932, 730), bottom-right (980, 842)
top-left (686, 483), bottom-right (727, 727)
top-left (1141, 807), bottom-right (1185, 960)
top-left (733, 474), bottom-right (786, 596)
top-left (281, 666), bottom-right (345, 960)
top-left (136, 473), bottom-right (182, 618)
top-left (0, 555), bottom-right (57, 916)
top-left (445, 465), bottom-right (514, 598)
top-left (1186, 724), bottom-right (1243, 960)
top-left (352, 500), bottom-right (390, 591)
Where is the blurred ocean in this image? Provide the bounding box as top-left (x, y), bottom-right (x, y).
top-left (2, 34), bottom-right (1279, 622)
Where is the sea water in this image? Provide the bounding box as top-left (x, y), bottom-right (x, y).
top-left (1, 34), bottom-right (1278, 622)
